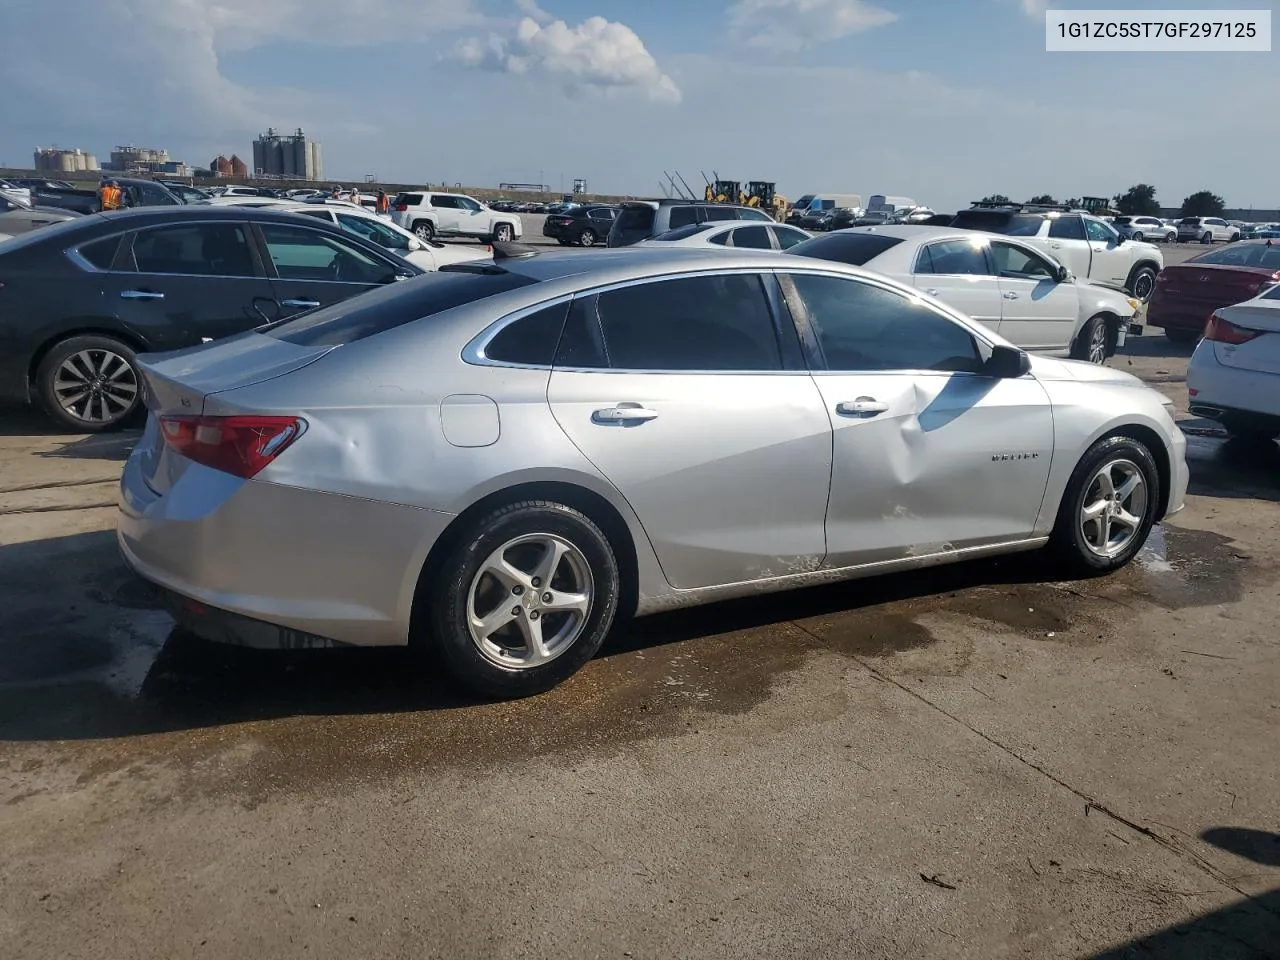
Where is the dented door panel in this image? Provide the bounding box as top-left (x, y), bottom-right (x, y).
top-left (813, 370), bottom-right (1055, 569)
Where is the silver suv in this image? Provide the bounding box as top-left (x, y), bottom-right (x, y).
top-left (607, 199), bottom-right (775, 247)
top-left (1177, 216), bottom-right (1239, 244)
top-left (1113, 216), bottom-right (1175, 243)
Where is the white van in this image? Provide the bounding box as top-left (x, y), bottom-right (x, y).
top-left (867, 194), bottom-right (918, 216)
top-left (788, 193), bottom-right (862, 222)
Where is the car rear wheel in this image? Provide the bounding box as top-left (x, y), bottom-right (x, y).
top-left (1071, 315), bottom-right (1112, 365)
top-left (1165, 231), bottom-right (1176, 243)
top-left (1165, 328), bottom-right (1200, 344)
top-left (1201, 232), bottom-right (1213, 244)
top-left (36, 334), bottom-right (142, 433)
top-left (1128, 265), bottom-right (1158, 302)
top-left (577, 228), bottom-right (597, 247)
top-left (413, 221), bottom-right (435, 241)
top-left (493, 223), bottom-right (514, 243)
top-left (1132, 231), bottom-right (1144, 241)
top-left (1050, 436), bottom-right (1160, 574)
top-left (427, 500), bottom-right (620, 699)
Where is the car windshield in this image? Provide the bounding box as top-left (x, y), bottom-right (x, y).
top-left (786, 232), bottom-right (906, 265)
top-left (1194, 244), bottom-right (1280, 269)
top-left (650, 223), bottom-right (716, 241)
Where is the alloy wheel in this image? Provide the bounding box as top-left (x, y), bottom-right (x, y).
top-left (53, 348), bottom-right (138, 425)
top-left (1078, 459), bottom-right (1148, 558)
top-left (1131, 271), bottom-right (1155, 301)
top-left (466, 533), bottom-right (594, 669)
top-left (1087, 321), bottom-right (1109, 364)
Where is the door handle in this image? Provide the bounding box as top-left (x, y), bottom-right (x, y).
top-left (592, 404), bottom-right (659, 424)
top-left (925, 288), bottom-right (939, 296)
top-left (1048, 242), bottom-right (1061, 249)
top-left (835, 397), bottom-right (889, 416)
top-left (1003, 291), bottom-right (1020, 300)
top-left (281, 298), bottom-right (321, 309)
top-left (120, 289), bottom-right (164, 301)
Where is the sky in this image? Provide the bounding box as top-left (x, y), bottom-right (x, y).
top-left (2, 0), bottom-right (1277, 212)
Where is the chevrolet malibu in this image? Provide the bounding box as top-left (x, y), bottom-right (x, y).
top-left (118, 247), bottom-right (1189, 698)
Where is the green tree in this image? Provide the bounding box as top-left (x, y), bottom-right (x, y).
top-left (981, 194), bottom-right (1010, 204)
top-left (1028, 194), bottom-right (1057, 205)
top-left (1114, 184), bottom-right (1161, 216)
top-left (1181, 190), bottom-right (1226, 217)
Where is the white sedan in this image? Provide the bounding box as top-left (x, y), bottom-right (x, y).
top-left (640, 220), bottom-right (812, 250)
top-left (786, 226), bottom-right (1140, 364)
top-left (220, 199), bottom-right (492, 272)
top-left (1187, 286), bottom-right (1280, 442)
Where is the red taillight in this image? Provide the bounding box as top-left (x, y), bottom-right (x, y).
top-left (393, 203), bottom-right (408, 212)
top-left (159, 415), bottom-right (306, 478)
top-left (1203, 314), bottom-right (1263, 345)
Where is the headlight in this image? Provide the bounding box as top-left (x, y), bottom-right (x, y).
top-left (1126, 298), bottom-right (1140, 311)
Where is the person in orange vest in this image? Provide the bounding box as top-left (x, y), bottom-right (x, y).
top-left (376, 190), bottom-right (389, 215)
top-left (98, 179), bottom-right (122, 211)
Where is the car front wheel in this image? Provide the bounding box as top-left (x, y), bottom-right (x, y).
top-left (493, 223), bottom-right (514, 243)
top-left (1050, 435), bottom-right (1160, 574)
top-left (413, 221), bottom-right (435, 241)
top-left (1071, 315), bottom-right (1112, 365)
top-left (36, 334), bottom-right (143, 433)
top-left (427, 500), bottom-right (620, 698)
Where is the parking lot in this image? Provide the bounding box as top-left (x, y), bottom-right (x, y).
top-left (2, 234), bottom-right (1279, 959)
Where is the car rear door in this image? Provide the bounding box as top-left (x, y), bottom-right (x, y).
top-left (776, 268), bottom-right (1053, 568)
top-left (910, 237), bottom-right (1003, 334)
top-left (546, 270), bottom-right (832, 589)
top-left (254, 221), bottom-right (412, 318)
top-left (1043, 215), bottom-right (1092, 279)
top-left (100, 219), bottom-right (275, 349)
top-left (989, 240), bottom-right (1079, 352)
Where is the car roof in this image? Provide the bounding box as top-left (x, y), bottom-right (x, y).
top-left (89, 205), bottom-right (356, 225)
top-left (492, 246), bottom-right (860, 286)
top-left (828, 225), bottom-right (996, 243)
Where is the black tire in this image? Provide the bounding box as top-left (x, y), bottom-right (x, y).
top-left (427, 500), bottom-right (620, 699)
top-left (1165, 327), bottom-right (1200, 344)
top-left (1071, 315), bottom-right (1112, 365)
top-left (36, 334), bottom-right (142, 433)
top-left (493, 222), bottom-right (515, 243)
top-left (1127, 264), bottom-right (1158, 302)
top-left (577, 228), bottom-right (597, 247)
top-left (1049, 435), bottom-right (1160, 575)
top-left (1201, 232), bottom-right (1213, 244)
top-left (413, 220), bottom-right (435, 241)
top-left (1221, 414), bottom-right (1280, 443)
top-left (1131, 231), bottom-right (1144, 242)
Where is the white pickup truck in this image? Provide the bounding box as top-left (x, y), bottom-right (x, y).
top-left (390, 191), bottom-right (522, 243)
top-left (951, 206), bottom-right (1164, 302)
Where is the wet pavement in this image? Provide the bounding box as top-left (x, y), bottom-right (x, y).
top-left (2, 333), bottom-right (1279, 959)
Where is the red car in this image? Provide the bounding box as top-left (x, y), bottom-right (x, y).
top-left (1147, 239), bottom-right (1280, 342)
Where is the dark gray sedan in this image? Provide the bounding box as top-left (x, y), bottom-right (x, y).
top-left (0, 194), bottom-right (80, 236)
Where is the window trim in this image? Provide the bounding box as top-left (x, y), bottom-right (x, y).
top-left (119, 219), bottom-right (267, 280)
top-left (462, 268), bottom-right (809, 375)
top-left (773, 266), bottom-right (997, 378)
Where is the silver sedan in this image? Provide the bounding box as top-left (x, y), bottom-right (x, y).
top-left (118, 247), bottom-right (1189, 697)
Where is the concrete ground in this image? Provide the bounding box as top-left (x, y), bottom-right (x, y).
top-left (2, 241), bottom-right (1279, 959)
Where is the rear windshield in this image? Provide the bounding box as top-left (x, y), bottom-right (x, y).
top-left (1113, 217), bottom-right (1132, 225)
top-left (950, 211), bottom-right (1043, 236)
top-left (651, 223), bottom-right (716, 241)
top-left (785, 232), bottom-right (906, 266)
top-left (1181, 217), bottom-right (1202, 226)
top-left (1192, 244), bottom-right (1280, 269)
top-left (262, 270), bottom-right (536, 346)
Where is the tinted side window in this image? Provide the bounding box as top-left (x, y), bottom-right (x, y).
top-left (990, 242), bottom-right (1055, 279)
top-left (708, 231), bottom-right (729, 246)
top-left (772, 226), bottom-right (808, 249)
top-left (131, 224), bottom-right (255, 277)
top-left (1084, 219), bottom-right (1116, 243)
top-left (484, 303), bottom-right (570, 366)
top-left (1048, 216), bottom-right (1086, 240)
top-left (732, 225), bottom-right (772, 249)
top-left (588, 208), bottom-right (614, 221)
top-left (916, 239), bottom-right (991, 275)
top-left (431, 196), bottom-right (460, 209)
top-left (786, 274), bottom-right (982, 374)
top-left (703, 206), bottom-right (737, 222)
top-left (738, 208), bottom-right (773, 222)
top-left (78, 236), bottom-right (122, 270)
top-left (592, 274), bottom-right (782, 371)
top-left (668, 206), bottom-right (698, 229)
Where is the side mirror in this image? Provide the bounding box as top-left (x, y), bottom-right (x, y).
top-left (1114, 234), bottom-right (1125, 245)
top-left (984, 344), bottom-right (1031, 378)
top-left (407, 237), bottom-right (422, 251)
top-left (1055, 264), bottom-right (1072, 283)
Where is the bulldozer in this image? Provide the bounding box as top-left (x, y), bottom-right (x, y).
top-left (742, 181), bottom-right (788, 222)
top-left (704, 178), bottom-right (741, 204)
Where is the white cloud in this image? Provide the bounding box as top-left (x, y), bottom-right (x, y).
top-left (1021, 0), bottom-right (1049, 16)
top-left (513, 0), bottom-right (555, 25)
top-left (454, 15), bottom-right (681, 104)
top-left (728, 0), bottom-right (897, 51)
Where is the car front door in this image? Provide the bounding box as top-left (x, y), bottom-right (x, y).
top-left (989, 240), bottom-right (1080, 352)
top-left (456, 196), bottom-right (487, 236)
top-left (776, 269), bottom-right (1054, 568)
top-left (101, 220), bottom-right (275, 349)
top-left (1083, 217), bottom-right (1130, 287)
top-left (255, 221), bottom-right (411, 318)
top-left (1042, 214), bottom-right (1092, 279)
top-left (910, 236), bottom-right (1003, 334)
top-left (546, 271), bottom-right (832, 589)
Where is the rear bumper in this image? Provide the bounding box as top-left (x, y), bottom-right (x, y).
top-left (1187, 346), bottom-right (1280, 420)
top-left (1144, 300), bottom-right (1213, 332)
top-left (117, 451), bottom-right (455, 648)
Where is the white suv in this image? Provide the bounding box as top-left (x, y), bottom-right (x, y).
top-left (1177, 216), bottom-right (1240, 244)
top-left (390, 191), bottom-right (522, 243)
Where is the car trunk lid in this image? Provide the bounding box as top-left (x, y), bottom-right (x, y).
top-left (1211, 302), bottom-right (1280, 373)
top-left (135, 332), bottom-right (334, 494)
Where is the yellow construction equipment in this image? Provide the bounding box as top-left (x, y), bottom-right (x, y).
top-left (699, 172), bottom-right (788, 221)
